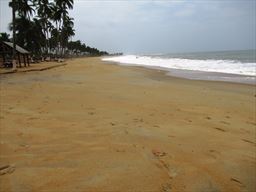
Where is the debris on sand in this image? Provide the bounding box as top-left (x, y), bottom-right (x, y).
top-left (116, 149), bottom-right (126, 152)
top-left (0, 164), bottom-right (15, 175)
top-left (161, 182), bottom-right (172, 192)
top-left (152, 149), bottom-right (167, 157)
top-left (230, 177), bottom-right (244, 186)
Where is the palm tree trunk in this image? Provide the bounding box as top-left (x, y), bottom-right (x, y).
top-left (61, 12), bottom-right (65, 58)
top-left (12, 0), bottom-right (17, 69)
top-left (55, 21), bottom-right (59, 58)
top-left (46, 30), bottom-right (50, 57)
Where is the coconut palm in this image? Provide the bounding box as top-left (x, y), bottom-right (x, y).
top-left (61, 16), bottom-right (75, 56)
top-left (10, 0), bottom-right (34, 18)
top-left (9, 16), bottom-right (45, 55)
top-left (49, 28), bottom-right (59, 55)
top-left (34, 0), bottom-right (54, 56)
top-left (52, 0), bottom-right (74, 57)
top-left (0, 33), bottom-right (11, 42)
top-left (51, 4), bottom-right (64, 57)
top-left (9, 0), bottom-right (34, 67)
top-left (8, 0), bottom-right (108, 59)
top-left (9, 0), bottom-right (17, 67)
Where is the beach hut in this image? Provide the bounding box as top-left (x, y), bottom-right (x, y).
top-left (0, 41), bottom-right (30, 68)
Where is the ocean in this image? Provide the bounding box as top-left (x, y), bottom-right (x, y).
top-left (102, 50), bottom-right (256, 84)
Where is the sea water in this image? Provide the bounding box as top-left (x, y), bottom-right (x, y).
top-left (102, 50), bottom-right (256, 84)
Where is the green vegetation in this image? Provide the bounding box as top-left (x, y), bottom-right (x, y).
top-left (1, 0), bottom-right (108, 59)
top-left (0, 33), bottom-right (10, 42)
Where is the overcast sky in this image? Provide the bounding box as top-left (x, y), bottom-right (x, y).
top-left (0, 0), bottom-right (255, 54)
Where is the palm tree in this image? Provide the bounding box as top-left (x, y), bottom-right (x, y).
top-left (9, 0), bottom-right (34, 67)
top-left (9, 17), bottom-right (45, 56)
top-left (9, 0), bottom-right (17, 68)
top-left (49, 28), bottom-right (59, 55)
top-left (7, 0), bottom-right (110, 60)
top-left (61, 16), bottom-right (75, 56)
top-left (51, 4), bottom-right (63, 57)
top-left (0, 33), bottom-right (11, 42)
top-left (52, 0), bottom-right (74, 58)
top-left (9, 16), bottom-right (29, 47)
top-left (30, 18), bottom-right (46, 55)
top-left (10, 0), bottom-right (34, 19)
top-left (16, 0), bottom-right (34, 18)
top-left (35, 0), bottom-right (54, 57)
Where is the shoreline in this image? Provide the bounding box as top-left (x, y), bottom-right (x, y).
top-left (102, 59), bottom-right (256, 86)
top-left (0, 57), bottom-right (255, 192)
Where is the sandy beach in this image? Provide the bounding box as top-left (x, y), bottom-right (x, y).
top-left (0, 57), bottom-right (255, 192)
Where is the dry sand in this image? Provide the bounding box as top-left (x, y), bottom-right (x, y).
top-left (0, 57), bottom-right (255, 192)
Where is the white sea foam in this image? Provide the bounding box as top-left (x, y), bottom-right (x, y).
top-left (102, 55), bottom-right (256, 76)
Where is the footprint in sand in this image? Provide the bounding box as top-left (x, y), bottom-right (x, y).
top-left (213, 127), bottom-right (226, 132)
top-left (209, 149), bottom-right (221, 155)
top-left (17, 132), bottom-right (23, 137)
top-left (27, 117), bottom-right (39, 120)
top-left (116, 149), bottom-right (126, 153)
top-left (186, 119), bottom-right (192, 123)
top-left (161, 182), bottom-right (172, 192)
top-left (0, 165), bottom-right (15, 175)
top-left (230, 178), bottom-right (244, 187)
top-left (246, 121), bottom-right (256, 126)
top-left (220, 121), bottom-right (230, 125)
top-left (151, 150), bottom-right (178, 185)
top-left (242, 139), bottom-right (256, 146)
top-left (133, 118), bottom-right (144, 123)
top-left (86, 107), bottom-right (95, 110)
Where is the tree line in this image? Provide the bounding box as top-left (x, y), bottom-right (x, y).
top-left (0, 0), bottom-right (108, 59)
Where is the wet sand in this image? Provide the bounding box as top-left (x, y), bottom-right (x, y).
top-left (0, 57), bottom-right (255, 192)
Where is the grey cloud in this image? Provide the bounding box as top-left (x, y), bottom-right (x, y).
top-left (1, 0), bottom-right (255, 53)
